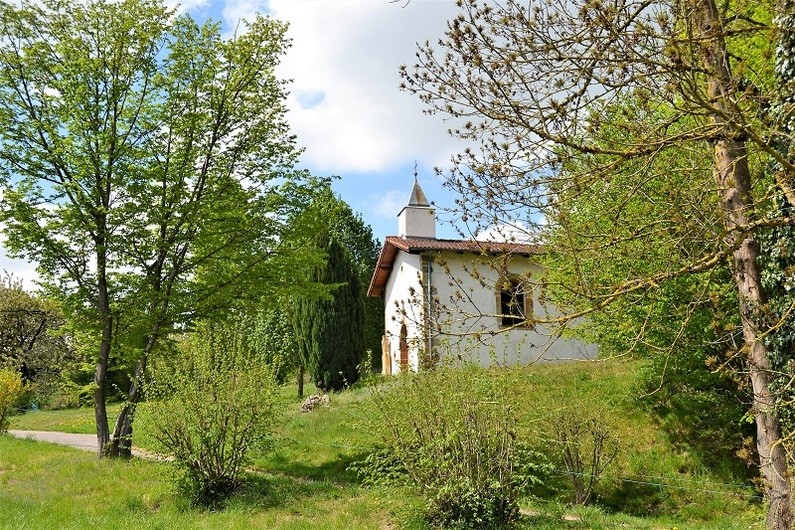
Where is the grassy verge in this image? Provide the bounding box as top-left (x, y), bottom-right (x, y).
top-left (6, 359), bottom-right (765, 528)
top-left (9, 404), bottom-right (118, 434)
top-left (0, 435), bottom-right (390, 530)
top-left (0, 434), bottom-right (763, 529)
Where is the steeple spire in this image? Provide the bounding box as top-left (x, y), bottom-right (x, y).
top-left (408, 177), bottom-right (430, 207)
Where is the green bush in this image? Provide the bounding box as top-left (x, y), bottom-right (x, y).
top-left (428, 480), bottom-right (519, 530)
top-left (551, 413), bottom-right (619, 505)
top-left (250, 308), bottom-right (299, 385)
top-left (364, 365), bottom-right (550, 529)
top-left (0, 368), bottom-right (26, 433)
top-left (145, 321), bottom-right (277, 508)
top-left (349, 447), bottom-right (410, 488)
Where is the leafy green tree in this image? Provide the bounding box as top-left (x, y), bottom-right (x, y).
top-left (537, 100), bottom-right (753, 470)
top-left (400, 0), bottom-right (793, 525)
top-left (293, 235), bottom-right (365, 391)
top-left (0, 0), bottom-right (300, 456)
top-left (0, 276), bottom-right (67, 390)
top-left (250, 307), bottom-right (300, 386)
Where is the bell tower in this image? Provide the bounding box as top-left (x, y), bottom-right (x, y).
top-left (397, 177), bottom-right (436, 239)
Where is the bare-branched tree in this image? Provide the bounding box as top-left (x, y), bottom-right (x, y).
top-left (401, 0), bottom-right (794, 527)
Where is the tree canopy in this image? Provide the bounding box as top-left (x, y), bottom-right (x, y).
top-left (0, 0), bottom-right (305, 456)
top-left (0, 275), bottom-right (68, 403)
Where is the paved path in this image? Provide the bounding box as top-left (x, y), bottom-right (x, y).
top-left (8, 430), bottom-right (147, 457)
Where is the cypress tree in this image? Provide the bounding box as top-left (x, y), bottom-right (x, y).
top-left (293, 234), bottom-right (364, 391)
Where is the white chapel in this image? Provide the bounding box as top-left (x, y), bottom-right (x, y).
top-left (367, 179), bottom-right (597, 374)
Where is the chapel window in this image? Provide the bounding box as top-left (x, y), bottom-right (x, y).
top-left (498, 277), bottom-right (531, 328)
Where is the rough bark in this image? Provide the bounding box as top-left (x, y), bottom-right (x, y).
top-left (694, 0), bottom-right (794, 527)
top-left (108, 355), bottom-right (146, 459)
top-left (92, 349), bottom-right (110, 457)
top-left (94, 262), bottom-right (112, 457)
top-left (718, 145), bottom-right (794, 530)
top-left (108, 319), bottom-right (163, 458)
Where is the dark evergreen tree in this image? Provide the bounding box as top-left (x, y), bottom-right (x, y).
top-left (293, 235), bottom-right (365, 391)
top-left (282, 182), bottom-right (383, 373)
top-left (305, 185), bottom-right (383, 372)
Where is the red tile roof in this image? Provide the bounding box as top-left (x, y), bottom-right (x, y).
top-left (367, 236), bottom-right (540, 298)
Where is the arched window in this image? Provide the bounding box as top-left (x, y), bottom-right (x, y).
top-left (399, 323), bottom-right (409, 368)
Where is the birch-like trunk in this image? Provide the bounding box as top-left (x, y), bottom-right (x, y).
top-left (694, 1), bottom-right (793, 527)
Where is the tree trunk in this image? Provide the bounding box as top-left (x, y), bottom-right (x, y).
top-left (298, 364), bottom-right (304, 398)
top-left (92, 348), bottom-right (110, 457)
top-left (694, 1), bottom-right (794, 526)
top-left (108, 324), bottom-right (162, 458)
top-left (108, 355), bottom-right (146, 459)
top-left (94, 277), bottom-right (112, 457)
top-left (723, 187), bottom-right (793, 530)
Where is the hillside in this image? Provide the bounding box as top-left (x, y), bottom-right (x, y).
top-left (5, 358), bottom-right (764, 529)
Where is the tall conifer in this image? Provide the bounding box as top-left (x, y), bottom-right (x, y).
top-left (293, 235), bottom-right (364, 391)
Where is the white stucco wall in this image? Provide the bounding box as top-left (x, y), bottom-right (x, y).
top-left (432, 252), bottom-right (598, 366)
top-left (383, 251), bottom-right (424, 373)
top-left (427, 251), bottom-right (597, 366)
top-left (398, 206), bottom-right (436, 238)
top-left (383, 248), bottom-right (597, 372)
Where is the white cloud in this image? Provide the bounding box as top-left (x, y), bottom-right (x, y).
top-left (475, 223), bottom-right (535, 244)
top-left (266, 0), bottom-right (465, 173)
top-left (220, 0), bottom-right (268, 28)
top-left (0, 231), bottom-right (38, 290)
top-left (0, 254), bottom-right (38, 291)
top-left (370, 189), bottom-right (407, 221)
top-left (165, 0), bottom-right (210, 12)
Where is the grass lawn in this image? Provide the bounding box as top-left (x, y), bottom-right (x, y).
top-left (0, 436), bottom-right (390, 530)
top-left (9, 404), bottom-right (119, 434)
top-left (5, 359), bottom-right (766, 529)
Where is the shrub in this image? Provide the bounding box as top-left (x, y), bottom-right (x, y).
top-left (349, 447), bottom-right (410, 488)
top-left (364, 365), bottom-right (550, 529)
top-left (145, 321), bottom-right (277, 507)
top-left (0, 368), bottom-right (26, 433)
top-left (551, 413), bottom-right (619, 505)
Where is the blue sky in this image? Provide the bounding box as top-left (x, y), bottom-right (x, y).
top-left (2, 0), bottom-right (469, 286)
top-left (255, 0), bottom-right (465, 241)
top-left (193, 0), bottom-right (465, 241)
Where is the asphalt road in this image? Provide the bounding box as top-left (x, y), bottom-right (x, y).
top-left (8, 430), bottom-right (146, 457)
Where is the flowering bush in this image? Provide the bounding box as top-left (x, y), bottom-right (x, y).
top-left (0, 368), bottom-right (25, 433)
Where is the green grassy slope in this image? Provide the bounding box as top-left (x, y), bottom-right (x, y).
top-left (5, 359), bottom-right (765, 528)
